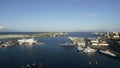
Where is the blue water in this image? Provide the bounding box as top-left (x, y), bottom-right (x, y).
top-left (0, 32), bottom-right (120, 68)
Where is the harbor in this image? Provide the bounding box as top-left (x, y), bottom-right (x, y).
top-left (68, 32), bottom-right (120, 57)
top-left (1, 0), bottom-right (120, 68)
top-left (0, 32), bottom-right (120, 68)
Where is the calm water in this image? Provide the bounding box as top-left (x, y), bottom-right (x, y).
top-left (0, 32), bottom-right (120, 68)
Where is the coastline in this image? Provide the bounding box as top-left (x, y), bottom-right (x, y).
top-left (0, 32), bottom-right (66, 39)
top-left (0, 35), bottom-right (30, 39)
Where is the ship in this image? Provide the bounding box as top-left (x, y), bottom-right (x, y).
top-left (18, 38), bottom-right (37, 45)
top-left (83, 46), bottom-right (97, 53)
top-left (99, 50), bottom-right (117, 57)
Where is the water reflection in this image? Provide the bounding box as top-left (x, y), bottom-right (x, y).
top-left (88, 59), bottom-right (98, 68)
top-left (84, 52), bottom-right (96, 56)
top-left (85, 53), bottom-right (98, 68)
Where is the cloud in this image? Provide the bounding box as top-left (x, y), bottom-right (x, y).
top-left (0, 25), bottom-right (4, 30)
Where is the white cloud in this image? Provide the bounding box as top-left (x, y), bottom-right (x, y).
top-left (0, 25), bottom-right (4, 30)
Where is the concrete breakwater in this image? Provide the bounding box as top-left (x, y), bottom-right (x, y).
top-left (0, 35), bottom-right (30, 39)
top-left (0, 32), bottom-right (67, 39)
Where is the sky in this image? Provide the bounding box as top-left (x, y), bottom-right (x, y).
top-left (0, 0), bottom-right (120, 32)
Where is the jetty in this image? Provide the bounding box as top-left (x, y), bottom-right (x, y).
top-left (0, 32), bottom-right (67, 39)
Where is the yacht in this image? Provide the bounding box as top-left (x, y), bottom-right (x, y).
top-left (18, 38), bottom-right (37, 44)
top-left (83, 46), bottom-right (96, 53)
top-left (99, 50), bottom-right (117, 57)
top-left (18, 38), bottom-right (26, 44)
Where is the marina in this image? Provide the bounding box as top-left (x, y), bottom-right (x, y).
top-left (0, 32), bottom-right (120, 68)
top-left (1, 0), bottom-right (120, 68)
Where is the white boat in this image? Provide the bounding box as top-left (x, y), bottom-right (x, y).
top-left (18, 38), bottom-right (37, 44)
top-left (77, 42), bottom-right (86, 46)
top-left (58, 42), bottom-right (74, 47)
top-left (25, 38), bottom-right (37, 43)
top-left (83, 46), bottom-right (96, 53)
top-left (77, 37), bottom-right (86, 51)
top-left (77, 46), bottom-right (85, 51)
top-left (18, 38), bottom-right (26, 44)
top-left (77, 37), bottom-right (86, 46)
top-left (99, 50), bottom-right (117, 57)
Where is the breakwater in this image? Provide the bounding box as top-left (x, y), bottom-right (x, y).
top-left (0, 32), bottom-right (67, 39)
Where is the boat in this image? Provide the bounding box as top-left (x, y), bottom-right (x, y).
top-left (83, 46), bottom-right (96, 53)
top-left (91, 39), bottom-right (109, 46)
top-left (77, 37), bottom-right (86, 51)
top-left (77, 37), bottom-right (86, 46)
top-left (77, 46), bottom-right (85, 51)
top-left (58, 42), bottom-right (74, 47)
top-left (0, 40), bottom-right (16, 47)
top-left (18, 38), bottom-right (26, 44)
top-left (18, 38), bottom-right (37, 45)
top-left (99, 50), bottom-right (117, 57)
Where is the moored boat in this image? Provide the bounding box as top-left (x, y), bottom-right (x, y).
top-left (0, 40), bottom-right (16, 47)
top-left (77, 46), bottom-right (85, 51)
top-left (83, 46), bottom-right (96, 53)
top-left (58, 42), bottom-right (74, 47)
top-left (18, 38), bottom-right (37, 45)
top-left (99, 50), bottom-right (117, 57)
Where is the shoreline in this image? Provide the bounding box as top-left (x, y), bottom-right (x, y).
top-left (0, 32), bottom-right (67, 39)
top-left (0, 35), bottom-right (30, 39)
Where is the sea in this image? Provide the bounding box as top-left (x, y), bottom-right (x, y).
top-left (0, 32), bottom-right (120, 68)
